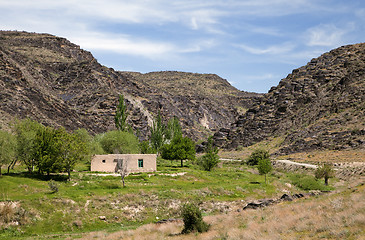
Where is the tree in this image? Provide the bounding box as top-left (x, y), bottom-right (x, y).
top-left (74, 128), bottom-right (104, 159)
top-left (160, 136), bottom-right (196, 167)
top-left (181, 203), bottom-right (209, 234)
top-left (165, 116), bottom-right (182, 141)
top-left (99, 130), bottom-right (140, 154)
top-left (315, 164), bottom-right (334, 186)
top-left (115, 157), bottom-right (129, 187)
top-left (198, 136), bottom-right (219, 171)
top-left (32, 126), bottom-right (61, 175)
top-left (247, 149), bottom-right (270, 166)
top-left (140, 140), bottom-right (155, 154)
top-left (56, 128), bottom-right (88, 180)
top-left (150, 110), bottom-right (166, 153)
top-left (13, 119), bottom-right (44, 173)
top-left (0, 130), bottom-right (16, 176)
top-left (257, 157), bottom-right (272, 184)
top-left (114, 94), bottom-right (129, 132)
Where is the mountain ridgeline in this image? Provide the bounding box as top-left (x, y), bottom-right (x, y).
top-left (0, 31), bottom-right (260, 140)
top-left (0, 31), bottom-right (364, 154)
top-left (214, 43), bottom-right (365, 154)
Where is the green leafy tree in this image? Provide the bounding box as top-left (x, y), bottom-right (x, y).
top-left (165, 116), bottom-right (182, 141)
top-left (99, 130), bottom-right (140, 154)
top-left (246, 149), bottom-right (270, 166)
top-left (56, 128), bottom-right (88, 180)
top-left (32, 126), bottom-right (61, 175)
top-left (139, 140), bottom-right (155, 154)
top-left (198, 136), bottom-right (219, 171)
top-left (257, 157), bottom-right (272, 184)
top-left (315, 164), bottom-right (334, 186)
top-left (114, 94), bottom-right (129, 132)
top-left (0, 130), bottom-right (16, 176)
top-left (74, 128), bottom-right (104, 158)
top-left (150, 110), bottom-right (166, 153)
top-left (160, 136), bottom-right (196, 167)
top-left (181, 203), bottom-right (209, 234)
top-left (13, 119), bottom-right (44, 173)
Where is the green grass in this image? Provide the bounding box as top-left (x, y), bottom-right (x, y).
top-left (0, 160), bottom-right (335, 239)
top-left (288, 173), bottom-right (334, 191)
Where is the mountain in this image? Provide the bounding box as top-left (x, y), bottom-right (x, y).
top-left (0, 31), bottom-right (260, 140)
top-left (214, 43), bottom-right (365, 154)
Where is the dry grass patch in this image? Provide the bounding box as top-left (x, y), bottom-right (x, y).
top-left (278, 149), bottom-right (365, 163)
top-left (82, 184), bottom-right (365, 239)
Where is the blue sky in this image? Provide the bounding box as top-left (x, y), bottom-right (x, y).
top-left (1, 0), bottom-right (365, 93)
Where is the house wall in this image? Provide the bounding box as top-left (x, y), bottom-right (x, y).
top-left (91, 154), bottom-right (157, 173)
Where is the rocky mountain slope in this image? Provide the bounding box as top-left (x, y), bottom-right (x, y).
top-left (214, 43), bottom-right (365, 154)
top-left (0, 31), bottom-right (259, 140)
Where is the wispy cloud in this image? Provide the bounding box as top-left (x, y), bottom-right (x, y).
top-left (1, 0), bottom-right (364, 93)
top-left (236, 42), bottom-right (295, 55)
top-left (70, 33), bottom-right (176, 59)
top-left (306, 24), bottom-right (349, 47)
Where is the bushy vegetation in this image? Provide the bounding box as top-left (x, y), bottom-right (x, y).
top-left (289, 174), bottom-right (333, 191)
top-left (99, 130), bottom-right (140, 154)
top-left (160, 136), bottom-right (196, 167)
top-left (0, 130), bottom-right (16, 176)
top-left (197, 136), bottom-right (219, 171)
top-left (315, 163), bottom-right (334, 186)
top-left (246, 149), bottom-right (270, 166)
top-left (181, 203), bottom-right (209, 234)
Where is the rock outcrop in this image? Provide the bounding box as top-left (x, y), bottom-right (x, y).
top-left (214, 43), bottom-right (365, 153)
top-left (0, 31), bottom-right (259, 140)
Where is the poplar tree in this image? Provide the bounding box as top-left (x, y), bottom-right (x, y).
top-left (114, 94), bottom-right (129, 132)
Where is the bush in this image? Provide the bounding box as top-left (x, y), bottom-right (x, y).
top-left (99, 130), bottom-right (140, 154)
top-left (246, 149), bottom-right (270, 166)
top-left (315, 164), bottom-right (334, 186)
top-left (181, 203), bottom-right (209, 234)
top-left (289, 174), bottom-right (332, 191)
top-left (198, 153), bottom-right (219, 171)
top-left (48, 180), bottom-right (59, 193)
top-left (197, 136), bottom-right (219, 171)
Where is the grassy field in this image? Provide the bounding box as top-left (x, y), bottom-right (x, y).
top-left (0, 157), bottom-right (337, 239)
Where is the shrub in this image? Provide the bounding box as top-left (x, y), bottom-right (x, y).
top-left (246, 149), bottom-right (270, 166)
top-left (198, 153), bottom-right (219, 171)
top-left (99, 130), bottom-right (140, 154)
top-left (315, 164), bottom-right (334, 186)
top-left (197, 136), bottom-right (219, 171)
top-left (289, 174), bottom-right (332, 191)
top-left (181, 203), bottom-right (209, 234)
top-left (48, 180), bottom-right (59, 193)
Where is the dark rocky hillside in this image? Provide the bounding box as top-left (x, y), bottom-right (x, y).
top-left (214, 43), bottom-right (365, 154)
top-left (0, 31), bottom-right (259, 140)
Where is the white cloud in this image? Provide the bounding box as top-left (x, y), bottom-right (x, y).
top-left (306, 24), bottom-right (347, 47)
top-left (237, 42), bottom-right (295, 55)
top-left (69, 33), bottom-right (176, 59)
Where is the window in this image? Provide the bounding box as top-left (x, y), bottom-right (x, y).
top-left (102, 160), bottom-right (106, 163)
top-left (138, 159), bottom-right (143, 168)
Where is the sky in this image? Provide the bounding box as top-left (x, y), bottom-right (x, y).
top-left (1, 0), bottom-right (365, 93)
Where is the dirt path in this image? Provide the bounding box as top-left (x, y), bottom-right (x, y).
top-left (275, 160), bottom-right (318, 169)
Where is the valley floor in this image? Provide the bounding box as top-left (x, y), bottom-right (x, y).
top-left (0, 152), bottom-right (364, 240)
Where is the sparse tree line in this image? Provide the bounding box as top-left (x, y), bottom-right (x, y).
top-left (0, 119), bottom-right (91, 179)
top-left (0, 94), bottom-right (335, 187)
top-left (0, 94), bottom-right (213, 178)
